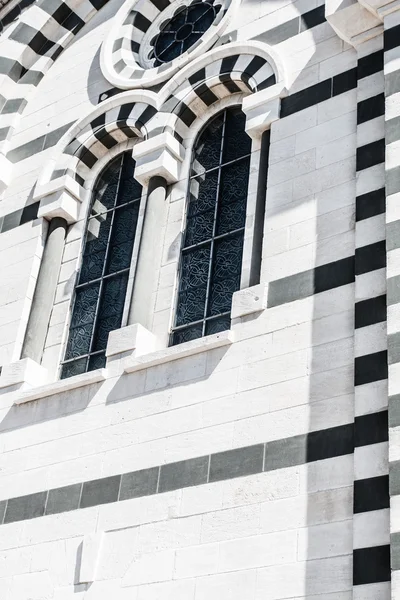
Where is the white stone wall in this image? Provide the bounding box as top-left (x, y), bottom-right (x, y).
top-left (0, 0), bottom-right (391, 598)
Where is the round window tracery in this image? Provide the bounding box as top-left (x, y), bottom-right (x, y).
top-left (150, 1), bottom-right (221, 66)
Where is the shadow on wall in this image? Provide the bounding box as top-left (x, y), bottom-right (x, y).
top-left (1, 0), bottom-right (357, 597)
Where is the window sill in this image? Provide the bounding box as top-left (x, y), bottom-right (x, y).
top-left (123, 330), bottom-right (234, 374)
top-left (13, 369), bottom-right (106, 405)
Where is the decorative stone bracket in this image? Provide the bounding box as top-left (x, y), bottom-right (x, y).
top-left (132, 132), bottom-right (184, 187)
top-left (34, 175), bottom-right (84, 224)
top-left (325, 0), bottom-right (400, 46)
top-left (242, 82), bottom-right (287, 140)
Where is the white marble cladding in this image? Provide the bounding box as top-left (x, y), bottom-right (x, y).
top-left (0, 0), bottom-right (383, 597)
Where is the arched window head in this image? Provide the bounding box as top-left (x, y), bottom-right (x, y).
top-left (61, 152), bottom-right (142, 379)
top-left (171, 106), bottom-right (251, 346)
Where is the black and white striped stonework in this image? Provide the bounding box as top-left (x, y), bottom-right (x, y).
top-left (156, 53), bottom-right (276, 142)
top-left (0, 0), bottom-right (111, 193)
top-left (353, 40), bottom-right (390, 599)
top-left (57, 100), bottom-right (157, 184)
top-left (384, 8), bottom-right (400, 596)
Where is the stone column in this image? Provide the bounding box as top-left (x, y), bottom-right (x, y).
top-left (129, 132), bottom-right (183, 331)
top-left (21, 217), bottom-right (68, 363)
top-left (241, 82), bottom-right (286, 288)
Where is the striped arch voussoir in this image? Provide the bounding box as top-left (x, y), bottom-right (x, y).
top-left (154, 51), bottom-right (278, 141)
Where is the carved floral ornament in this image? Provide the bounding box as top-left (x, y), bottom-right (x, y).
top-left (100, 0), bottom-right (240, 88)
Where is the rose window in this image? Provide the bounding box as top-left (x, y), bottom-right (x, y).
top-left (150, 1), bottom-right (221, 66)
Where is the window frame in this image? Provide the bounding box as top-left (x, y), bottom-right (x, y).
top-left (168, 102), bottom-right (258, 345)
top-left (58, 145), bottom-right (147, 378)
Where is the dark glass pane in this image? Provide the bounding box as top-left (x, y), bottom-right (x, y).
top-left (92, 273), bottom-right (128, 352)
top-left (217, 199), bottom-right (246, 236)
top-left (91, 157), bottom-right (122, 215)
top-left (158, 39), bottom-right (181, 64)
top-left (185, 210), bottom-right (214, 246)
top-left (88, 353), bottom-right (106, 371)
top-left (222, 108), bottom-right (251, 163)
top-left (193, 4), bottom-right (217, 31)
top-left (65, 283), bottom-right (100, 359)
top-left (61, 357), bottom-right (87, 379)
top-left (192, 114), bottom-right (223, 174)
top-left (116, 176), bottom-right (142, 205)
top-left (167, 8), bottom-right (186, 30)
top-left (176, 287), bottom-right (207, 326)
top-left (219, 157), bottom-right (250, 203)
top-left (188, 171), bottom-right (218, 218)
top-left (208, 234), bottom-right (243, 316)
top-left (172, 323), bottom-right (203, 346)
top-left (106, 203), bottom-right (139, 274)
top-left (79, 213), bottom-right (111, 284)
top-left (180, 246), bottom-right (210, 291)
top-left (182, 31), bottom-right (202, 52)
top-left (205, 314), bottom-right (231, 336)
top-left (69, 283), bottom-right (100, 329)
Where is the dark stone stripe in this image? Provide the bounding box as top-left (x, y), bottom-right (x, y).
top-left (357, 94), bottom-right (385, 124)
top-left (385, 114), bottom-right (400, 145)
top-left (356, 139), bottom-right (385, 171)
top-left (355, 295), bottom-right (386, 329)
top-left (354, 410), bottom-right (388, 447)
top-left (354, 475), bottom-right (389, 513)
top-left (355, 240), bottom-right (386, 276)
top-left (355, 351), bottom-right (388, 386)
top-left (0, 422), bottom-right (354, 525)
top-left (387, 219), bottom-right (400, 252)
top-left (7, 121), bottom-right (75, 163)
top-left (333, 68), bottom-right (357, 96)
top-left (353, 545), bottom-right (391, 585)
top-left (267, 256), bottom-right (355, 308)
top-left (356, 188), bottom-right (385, 221)
top-left (357, 50), bottom-right (384, 80)
top-left (384, 24), bottom-right (400, 52)
top-left (300, 5), bottom-right (325, 31)
top-left (281, 79), bottom-right (332, 117)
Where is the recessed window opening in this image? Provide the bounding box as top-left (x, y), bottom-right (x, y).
top-left (170, 106), bottom-right (252, 346)
top-left (61, 152), bottom-right (142, 378)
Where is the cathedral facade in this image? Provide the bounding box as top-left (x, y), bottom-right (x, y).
top-left (0, 0), bottom-right (397, 597)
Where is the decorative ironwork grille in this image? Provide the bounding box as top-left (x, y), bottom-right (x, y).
top-left (171, 107), bottom-right (251, 346)
top-left (61, 153), bottom-right (142, 379)
top-left (150, 1), bottom-right (221, 66)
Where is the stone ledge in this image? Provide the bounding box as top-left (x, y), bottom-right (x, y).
top-left (13, 368), bottom-right (106, 405)
top-left (123, 330), bottom-right (234, 374)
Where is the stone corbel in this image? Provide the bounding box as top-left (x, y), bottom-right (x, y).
top-left (325, 0), bottom-right (383, 46)
top-left (34, 175), bottom-right (84, 224)
top-left (359, 0), bottom-right (400, 18)
top-left (242, 82), bottom-right (287, 140)
top-left (105, 323), bottom-right (157, 370)
top-left (132, 132), bottom-right (184, 187)
top-left (0, 358), bottom-right (49, 393)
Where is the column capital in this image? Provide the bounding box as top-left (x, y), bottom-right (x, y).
top-left (34, 175), bottom-right (83, 223)
top-left (242, 82), bottom-right (287, 140)
top-left (325, 0), bottom-right (383, 46)
top-left (132, 132), bottom-right (184, 187)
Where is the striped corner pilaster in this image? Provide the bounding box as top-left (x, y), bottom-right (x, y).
top-left (353, 36), bottom-right (391, 600)
top-left (384, 7), bottom-right (400, 598)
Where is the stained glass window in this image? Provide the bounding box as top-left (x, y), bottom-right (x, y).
top-left (171, 107), bottom-right (251, 346)
top-left (61, 153), bottom-right (142, 378)
top-left (150, 1), bottom-right (221, 66)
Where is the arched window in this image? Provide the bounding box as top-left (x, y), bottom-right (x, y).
top-left (61, 152), bottom-right (142, 378)
top-left (171, 106), bottom-right (251, 346)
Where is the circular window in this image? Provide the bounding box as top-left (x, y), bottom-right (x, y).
top-left (150, 1), bottom-right (221, 66)
top-left (101, 0), bottom-right (237, 89)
